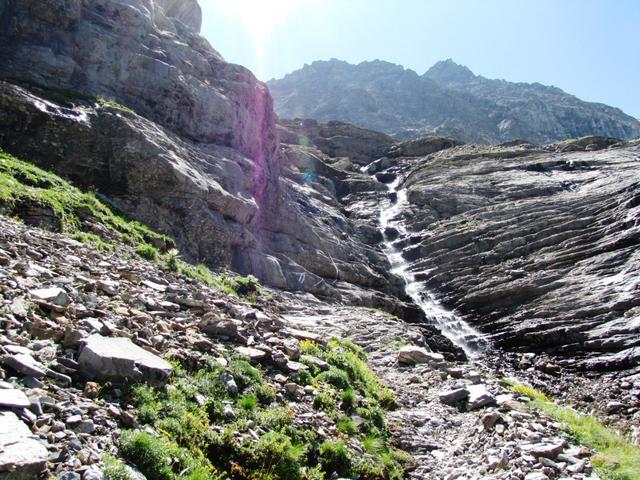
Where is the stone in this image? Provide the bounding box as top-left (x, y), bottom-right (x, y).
top-left (523, 473), bottom-right (549, 480)
top-left (29, 287), bottom-right (70, 307)
top-left (397, 345), bottom-right (445, 366)
top-left (605, 401), bottom-right (625, 414)
top-left (0, 411), bottom-right (48, 478)
top-left (0, 389), bottom-right (30, 409)
top-left (466, 384), bottom-right (496, 410)
top-left (235, 347), bottom-right (267, 362)
top-left (78, 334), bottom-right (173, 385)
top-left (481, 411), bottom-right (502, 430)
top-left (3, 353), bottom-right (46, 378)
top-left (521, 440), bottom-right (566, 459)
top-left (438, 388), bottom-right (469, 405)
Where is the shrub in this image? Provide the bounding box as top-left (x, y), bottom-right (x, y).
top-left (238, 393), bottom-right (258, 412)
top-left (316, 367), bottom-right (350, 390)
top-left (118, 431), bottom-right (174, 480)
top-left (341, 388), bottom-right (357, 411)
top-left (102, 455), bottom-right (134, 480)
top-left (136, 243), bottom-right (159, 261)
top-left (318, 440), bottom-right (353, 478)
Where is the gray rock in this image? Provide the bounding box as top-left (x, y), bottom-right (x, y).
top-left (438, 387), bottom-right (469, 405)
top-left (521, 440), bottom-right (566, 459)
top-left (78, 334), bottom-right (173, 385)
top-left (397, 345), bottom-right (445, 366)
top-left (29, 287), bottom-right (70, 307)
top-left (466, 384), bottom-right (496, 410)
top-left (3, 353), bottom-right (46, 378)
top-left (0, 389), bottom-right (30, 409)
top-left (0, 411), bottom-right (48, 478)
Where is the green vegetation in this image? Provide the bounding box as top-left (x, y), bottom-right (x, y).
top-left (102, 455), bottom-right (134, 480)
top-left (126, 341), bottom-right (407, 480)
top-left (97, 97), bottom-right (135, 114)
top-left (505, 379), bottom-right (640, 480)
top-left (0, 150), bottom-right (262, 298)
top-left (136, 243), bottom-right (160, 261)
top-left (0, 149), bottom-right (173, 253)
top-left (164, 252), bottom-right (263, 299)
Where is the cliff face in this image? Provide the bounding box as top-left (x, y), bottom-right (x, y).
top-left (0, 0), bottom-right (414, 315)
top-left (267, 59), bottom-right (640, 144)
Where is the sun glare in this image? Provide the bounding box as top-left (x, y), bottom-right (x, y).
top-left (217, 0), bottom-right (305, 55)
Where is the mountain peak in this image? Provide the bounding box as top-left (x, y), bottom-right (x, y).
top-left (424, 59), bottom-right (476, 83)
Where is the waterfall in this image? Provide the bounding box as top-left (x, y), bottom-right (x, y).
top-left (379, 176), bottom-right (488, 359)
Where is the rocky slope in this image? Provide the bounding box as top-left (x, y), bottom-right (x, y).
top-left (2, 213), bottom-right (625, 480)
top-left (267, 59), bottom-right (640, 144)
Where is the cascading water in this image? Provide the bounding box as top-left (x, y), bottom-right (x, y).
top-left (379, 175), bottom-right (488, 359)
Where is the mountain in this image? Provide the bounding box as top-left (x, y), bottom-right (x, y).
top-left (267, 58), bottom-right (640, 144)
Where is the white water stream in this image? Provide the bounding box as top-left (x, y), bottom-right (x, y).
top-left (379, 176), bottom-right (488, 359)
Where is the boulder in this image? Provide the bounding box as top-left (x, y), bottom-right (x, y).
top-left (466, 384), bottom-right (496, 410)
top-left (29, 287), bottom-right (70, 307)
top-left (0, 389), bottom-right (30, 409)
top-left (397, 345), bottom-right (445, 366)
top-left (0, 411), bottom-right (48, 478)
top-left (78, 334), bottom-right (173, 385)
top-left (438, 387), bottom-right (469, 405)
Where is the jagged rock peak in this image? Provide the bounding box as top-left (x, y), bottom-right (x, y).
top-left (423, 58), bottom-right (476, 83)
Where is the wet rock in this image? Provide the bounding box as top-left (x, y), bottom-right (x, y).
top-left (0, 411), bottom-right (48, 478)
top-left (78, 334), bottom-right (173, 385)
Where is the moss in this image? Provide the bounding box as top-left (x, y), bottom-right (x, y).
top-left (97, 97), bottom-right (135, 114)
top-left (505, 380), bottom-right (640, 480)
top-left (0, 149), bottom-right (174, 252)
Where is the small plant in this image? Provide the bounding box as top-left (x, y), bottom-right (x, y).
top-left (232, 274), bottom-right (261, 296)
top-left (337, 416), bottom-right (357, 435)
top-left (316, 367), bottom-right (350, 390)
top-left (118, 431), bottom-right (175, 480)
top-left (238, 393), bottom-right (258, 412)
top-left (136, 243), bottom-right (159, 261)
top-left (318, 440), bottom-right (353, 478)
top-left (341, 388), bottom-right (357, 411)
top-left (102, 455), bottom-right (134, 480)
top-left (97, 97), bottom-right (135, 114)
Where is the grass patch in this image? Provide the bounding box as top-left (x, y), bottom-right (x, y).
top-left (505, 379), bottom-right (640, 480)
top-left (97, 97), bottom-right (135, 114)
top-left (125, 342), bottom-right (408, 479)
top-left (0, 149), bottom-right (173, 253)
top-left (136, 243), bottom-right (160, 261)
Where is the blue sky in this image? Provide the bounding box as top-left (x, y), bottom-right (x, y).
top-left (201, 0), bottom-right (640, 118)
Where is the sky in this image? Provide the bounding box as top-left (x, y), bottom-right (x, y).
top-left (201, 0), bottom-right (640, 118)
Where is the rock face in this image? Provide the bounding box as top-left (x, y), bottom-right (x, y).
top-left (0, 0), bottom-right (276, 161)
top-left (0, 2), bottom-right (413, 311)
top-left (267, 58), bottom-right (640, 144)
top-left (378, 141), bottom-right (640, 371)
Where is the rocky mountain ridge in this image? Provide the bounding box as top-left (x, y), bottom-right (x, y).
top-left (267, 59), bottom-right (640, 144)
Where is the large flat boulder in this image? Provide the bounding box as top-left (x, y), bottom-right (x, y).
top-left (0, 411), bottom-right (48, 479)
top-left (78, 334), bottom-right (173, 385)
